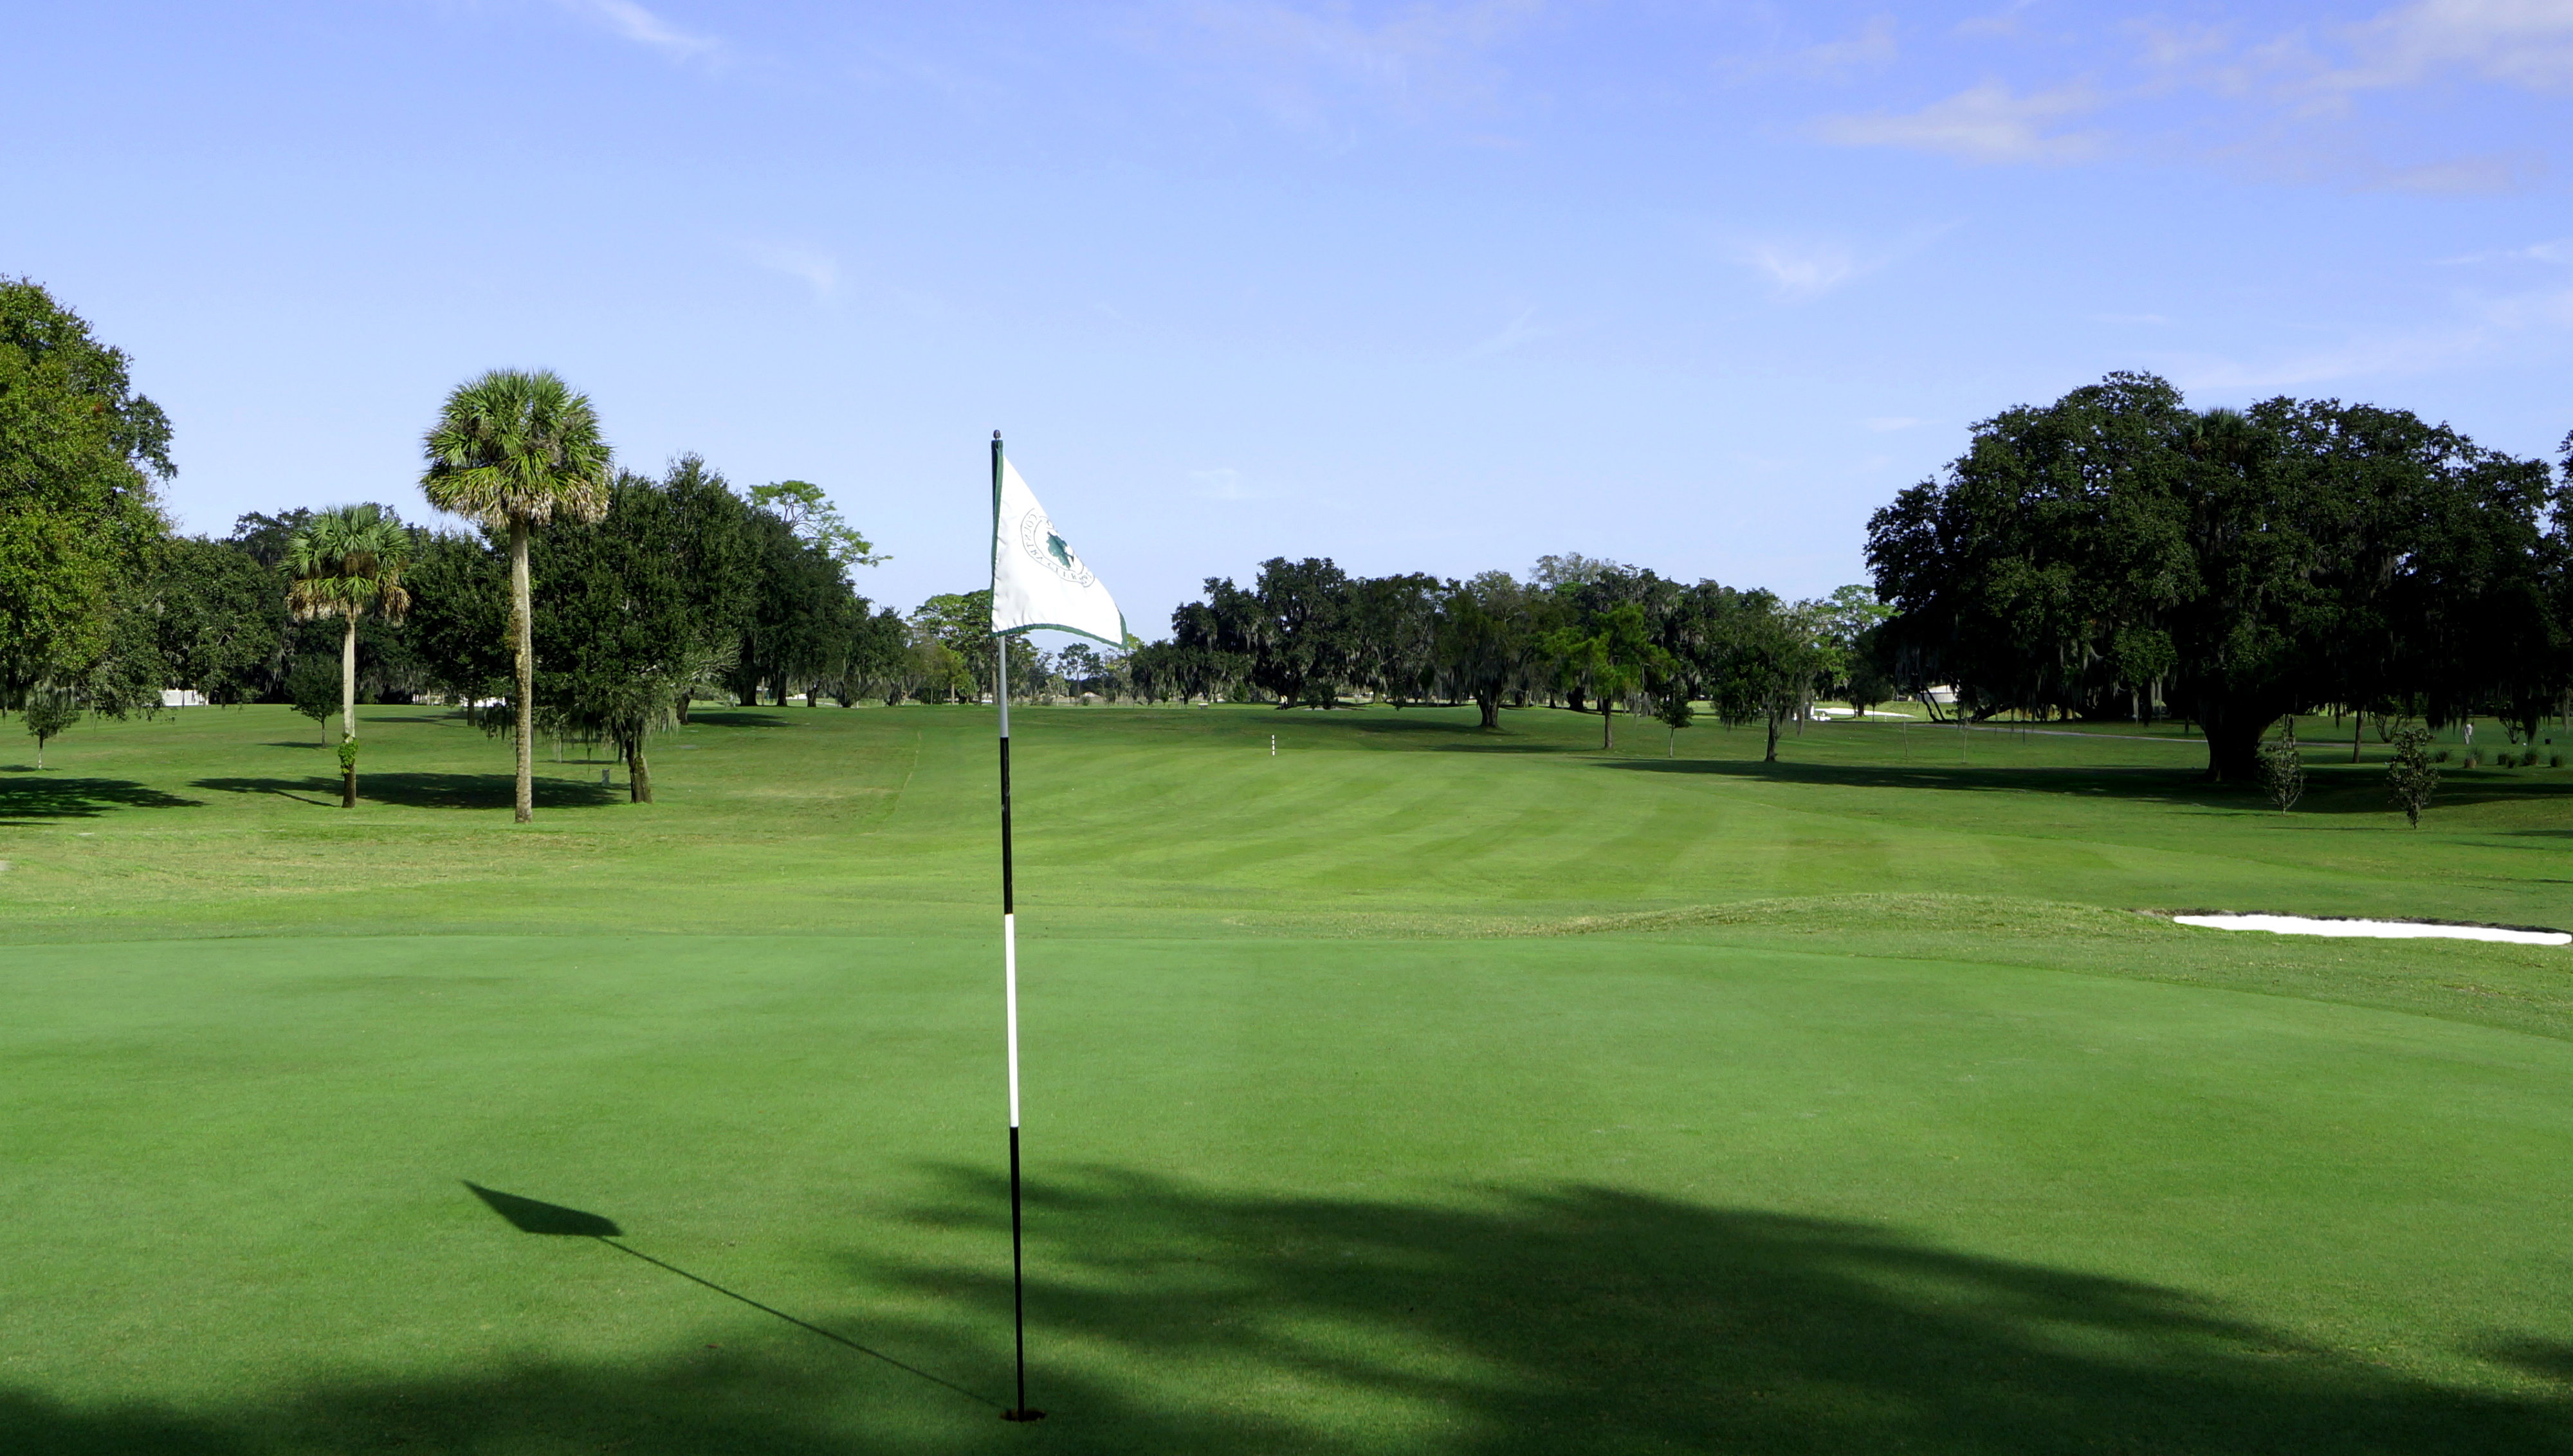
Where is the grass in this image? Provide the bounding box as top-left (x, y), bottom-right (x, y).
top-left (4, 700), bottom-right (2572, 1453)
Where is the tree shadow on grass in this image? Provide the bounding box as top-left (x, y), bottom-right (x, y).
top-left (862, 1165), bottom-right (2573, 1454)
top-left (1609, 755), bottom-right (2573, 817)
top-left (1313, 714), bottom-right (1584, 753)
top-left (192, 775), bottom-right (624, 811)
top-left (12, 1167), bottom-right (2563, 1454)
top-left (685, 711), bottom-right (791, 729)
top-left (0, 776), bottom-right (201, 824)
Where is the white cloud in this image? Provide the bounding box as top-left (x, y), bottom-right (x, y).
top-left (2365, 153), bottom-right (2545, 194)
top-left (737, 241), bottom-right (839, 300)
top-left (2167, 331), bottom-right (2485, 392)
top-left (1732, 223), bottom-right (1954, 304)
top-left (1954, 1), bottom-right (2038, 41)
top-left (1471, 304), bottom-right (1559, 355)
top-left (1136, 0), bottom-right (1543, 129)
top-left (1808, 81), bottom-right (2105, 164)
top-left (2327, 0), bottom-right (2573, 93)
top-left (1189, 468), bottom-right (1259, 501)
top-left (562, 0), bottom-right (719, 62)
top-left (1801, 15), bottom-right (1899, 77)
top-left (2166, 280), bottom-right (2573, 391)
top-left (1712, 14), bottom-right (1897, 84)
top-left (1738, 240), bottom-right (1871, 301)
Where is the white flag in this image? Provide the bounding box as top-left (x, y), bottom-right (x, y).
top-left (991, 454), bottom-right (1124, 646)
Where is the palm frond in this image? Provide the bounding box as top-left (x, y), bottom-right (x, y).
top-left (420, 369), bottom-right (611, 529)
top-left (286, 504), bottom-right (412, 623)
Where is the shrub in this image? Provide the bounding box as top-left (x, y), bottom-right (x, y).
top-left (2257, 733), bottom-right (2305, 812)
top-left (286, 655), bottom-right (340, 732)
top-left (2553, 754), bottom-right (2565, 769)
top-left (23, 687), bottom-right (80, 770)
top-left (2433, 748), bottom-right (2451, 763)
top-left (2388, 726), bottom-right (2439, 828)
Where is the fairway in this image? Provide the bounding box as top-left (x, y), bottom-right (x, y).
top-left (6, 704), bottom-right (2573, 1453)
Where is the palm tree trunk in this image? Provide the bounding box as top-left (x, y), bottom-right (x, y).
top-left (340, 615), bottom-right (358, 745)
top-left (511, 520), bottom-right (535, 824)
top-left (340, 615), bottom-right (359, 808)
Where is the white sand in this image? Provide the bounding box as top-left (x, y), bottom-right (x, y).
top-left (2174, 913), bottom-right (2569, 946)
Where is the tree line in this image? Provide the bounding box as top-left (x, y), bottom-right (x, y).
top-left (10, 275), bottom-right (2568, 802)
top-left (1122, 556), bottom-right (1888, 760)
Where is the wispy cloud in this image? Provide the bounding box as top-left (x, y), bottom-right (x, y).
top-left (1784, 3), bottom-right (2568, 188)
top-left (1802, 15), bottom-right (1899, 77)
top-left (737, 240), bottom-right (839, 300)
top-left (1737, 240), bottom-right (1873, 301)
top-left (2436, 237), bottom-right (2573, 264)
top-left (2318, 0), bottom-right (2573, 95)
top-left (561, 0), bottom-right (719, 62)
top-left (1732, 224), bottom-right (1954, 304)
top-left (1955, 1), bottom-right (2039, 41)
top-left (1809, 81), bottom-right (2105, 164)
top-left (1133, 0), bottom-right (1543, 131)
top-left (2166, 327), bottom-right (2493, 392)
top-left (1471, 304), bottom-right (1559, 355)
top-left (2363, 152), bottom-right (2546, 194)
top-left (2169, 277), bottom-right (2573, 392)
top-left (1189, 468), bottom-right (1260, 501)
top-left (1713, 14), bottom-right (1898, 84)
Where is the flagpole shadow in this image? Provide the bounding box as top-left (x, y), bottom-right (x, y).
top-left (461, 1182), bottom-right (1001, 1411)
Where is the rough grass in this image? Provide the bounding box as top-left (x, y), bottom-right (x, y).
top-left (4, 701), bottom-right (2572, 1453)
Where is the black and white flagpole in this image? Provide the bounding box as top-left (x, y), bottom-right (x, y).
top-left (994, 432), bottom-right (1042, 1424)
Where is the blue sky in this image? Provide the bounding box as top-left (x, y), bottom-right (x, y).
top-left (9, 1), bottom-right (2570, 634)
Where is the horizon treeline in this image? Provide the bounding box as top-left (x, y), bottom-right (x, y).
top-left (8, 273), bottom-right (2569, 787)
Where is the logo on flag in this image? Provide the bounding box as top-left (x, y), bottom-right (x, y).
top-left (1018, 508), bottom-right (1094, 587)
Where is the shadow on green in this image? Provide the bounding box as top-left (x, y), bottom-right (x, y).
top-left (192, 775), bottom-right (625, 811)
top-left (462, 1181), bottom-right (1000, 1414)
top-left (1609, 754), bottom-right (2573, 815)
top-left (463, 1182), bottom-right (621, 1237)
top-left (0, 776), bottom-right (201, 823)
top-left (8, 1167), bottom-right (2565, 1454)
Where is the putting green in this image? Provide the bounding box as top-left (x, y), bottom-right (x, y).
top-left (5, 704), bottom-right (2572, 1451)
top-left (7, 930), bottom-right (2573, 1453)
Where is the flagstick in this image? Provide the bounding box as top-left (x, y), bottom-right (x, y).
top-left (994, 436), bottom-right (1043, 1424)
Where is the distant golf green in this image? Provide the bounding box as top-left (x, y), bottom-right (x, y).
top-left (5, 702), bottom-right (2571, 1453)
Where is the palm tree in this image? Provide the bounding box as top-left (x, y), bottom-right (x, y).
top-left (419, 370), bottom-right (609, 823)
top-left (286, 505), bottom-right (412, 808)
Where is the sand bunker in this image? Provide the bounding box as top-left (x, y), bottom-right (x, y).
top-left (2174, 913), bottom-right (2570, 947)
